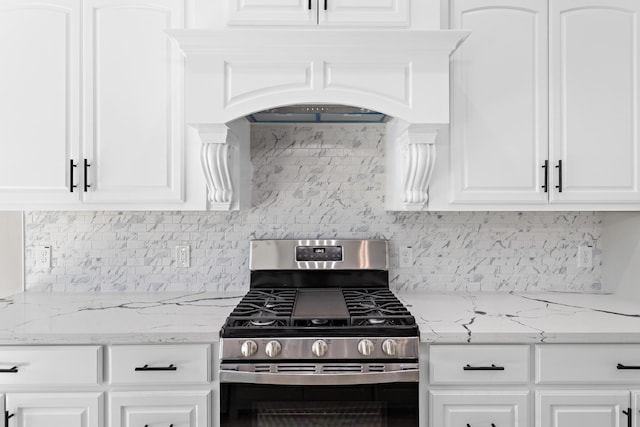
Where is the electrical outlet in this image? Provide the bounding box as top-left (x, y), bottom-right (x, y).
top-left (399, 245), bottom-right (413, 268)
top-left (36, 245), bottom-right (51, 269)
top-left (176, 245), bottom-right (190, 268)
top-left (577, 245), bottom-right (593, 268)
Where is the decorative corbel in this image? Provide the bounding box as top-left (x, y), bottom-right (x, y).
top-left (195, 124), bottom-right (236, 210)
top-left (386, 122), bottom-right (439, 211)
top-left (402, 125), bottom-right (438, 208)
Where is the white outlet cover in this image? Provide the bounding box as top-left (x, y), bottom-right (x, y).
top-left (577, 245), bottom-right (593, 268)
top-left (399, 245), bottom-right (413, 268)
top-left (176, 245), bottom-right (190, 268)
top-left (36, 245), bottom-right (51, 269)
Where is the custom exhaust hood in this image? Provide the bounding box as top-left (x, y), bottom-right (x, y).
top-left (167, 29), bottom-right (469, 211)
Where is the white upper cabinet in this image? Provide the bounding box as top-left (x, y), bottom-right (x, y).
top-left (450, 0), bottom-right (548, 204)
top-left (226, 0), bottom-right (318, 26)
top-left (0, 0), bottom-right (81, 208)
top-left (82, 0), bottom-right (184, 205)
top-left (549, 0), bottom-right (640, 203)
top-left (0, 0), bottom-right (202, 210)
top-left (225, 0), bottom-right (411, 27)
top-left (319, 0), bottom-right (410, 27)
top-left (446, 0), bottom-right (640, 210)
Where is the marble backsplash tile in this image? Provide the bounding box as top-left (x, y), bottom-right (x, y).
top-left (24, 124), bottom-right (602, 293)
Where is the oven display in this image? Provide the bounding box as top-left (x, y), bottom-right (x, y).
top-left (296, 246), bottom-right (342, 262)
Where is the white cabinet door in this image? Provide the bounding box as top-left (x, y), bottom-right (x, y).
top-left (109, 391), bottom-right (209, 427)
top-left (550, 0), bottom-right (640, 203)
top-left (82, 0), bottom-right (184, 205)
top-left (225, 0), bottom-right (317, 26)
top-left (0, 0), bottom-right (81, 207)
top-left (319, 0), bottom-right (410, 27)
top-left (536, 391), bottom-right (630, 427)
top-left (450, 0), bottom-right (548, 204)
top-left (5, 393), bottom-right (103, 427)
top-left (430, 391), bottom-right (529, 427)
top-left (633, 391), bottom-right (640, 427)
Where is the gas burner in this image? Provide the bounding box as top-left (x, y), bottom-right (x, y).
top-left (250, 319), bottom-right (276, 327)
top-left (367, 318), bottom-right (387, 325)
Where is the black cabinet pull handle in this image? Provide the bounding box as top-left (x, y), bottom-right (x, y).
top-left (466, 425), bottom-right (495, 427)
top-left (541, 160), bottom-right (549, 192)
top-left (324, 0), bottom-right (327, 10)
top-left (617, 363), bottom-right (640, 370)
top-left (308, 0), bottom-right (312, 9)
top-left (623, 408), bottom-right (632, 427)
top-left (555, 160), bottom-right (563, 192)
top-left (0, 366), bottom-right (18, 373)
top-left (83, 159), bottom-right (91, 192)
top-left (5, 411), bottom-right (15, 425)
top-left (144, 425), bottom-right (173, 427)
top-left (70, 160), bottom-right (77, 193)
top-left (463, 364), bottom-right (505, 371)
top-left (135, 364), bottom-right (177, 371)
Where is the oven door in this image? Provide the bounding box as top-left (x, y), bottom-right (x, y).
top-left (219, 364), bottom-right (419, 427)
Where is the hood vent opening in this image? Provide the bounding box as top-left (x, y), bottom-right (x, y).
top-left (247, 104), bottom-right (391, 124)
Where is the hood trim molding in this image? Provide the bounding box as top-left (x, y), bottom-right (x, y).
top-left (168, 29), bottom-right (469, 210)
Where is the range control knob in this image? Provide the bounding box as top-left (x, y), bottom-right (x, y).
top-left (357, 339), bottom-right (375, 357)
top-left (265, 340), bottom-right (282, 358)
top-left (311, 340), bottom-right (329, 358)
top-left (240, 340), bottom-right (258, 358)
top-left (382, 339), bottom-right (398, 356)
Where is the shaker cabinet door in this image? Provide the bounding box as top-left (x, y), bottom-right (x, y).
top-left (449, 0), bottom-right (549, 204)
top-left (225, 0), bottom-right (318, 26)
top-left (430, 391), bottom-right (529, 427)
top-left (536, 391), bottom-right (630, 427)
top-left (0, 0), bottom-right (81, 208)
top-left (5, 393), bottom-right (103, 427)
top-left (109, 391), bottom-right (209, 427)
top-left (319, 0), bottom-right (410, 27)
top-left (82, 0), bottom-right (185, 205)
top-left (549, 0), bottom-right (640, 203)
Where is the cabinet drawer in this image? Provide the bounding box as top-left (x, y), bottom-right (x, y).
top-left (536, 344), bottom-right (640, 384)
top-left (429, 345), bottom-right (530, 384)
top-left (108, 344), bottom-right (210, 385)
top-left (0, 346), bottom-right (101, 385)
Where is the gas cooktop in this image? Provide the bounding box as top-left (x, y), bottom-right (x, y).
top-left (221, 287), bottom-right (417, 338)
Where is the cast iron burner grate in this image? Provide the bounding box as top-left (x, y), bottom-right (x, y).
top-left (222, 287), bottom-right (416, 336)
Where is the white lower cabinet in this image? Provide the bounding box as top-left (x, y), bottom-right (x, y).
top-left (109, 391), bottom-right (210, 427)
top-left (430, 390), bottom-right (529, 427)
top-left (5, 392), bottom-right (103, 427)
top-left (536, 391), bottom-right (630, 427)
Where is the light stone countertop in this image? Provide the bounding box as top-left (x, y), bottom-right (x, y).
top-left (399, 292), bottom-right (640, 343)
top-left (1, 291), bottom-right (640, 345)
top-left (0, 292), bottom-right (243, 344)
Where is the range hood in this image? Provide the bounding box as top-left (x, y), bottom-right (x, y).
top-left (167, 29), bottom-right (469, 211)
top-left (247, 104), bottom-right (390, 123)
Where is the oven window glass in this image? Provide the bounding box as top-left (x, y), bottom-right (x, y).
top-left (221, 383), bottom-right (418, 427)
top-left (256, 402), bottom-right (383, 427)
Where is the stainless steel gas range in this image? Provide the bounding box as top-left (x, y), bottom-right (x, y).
top-left (219, 239), bottom-right (419, 427)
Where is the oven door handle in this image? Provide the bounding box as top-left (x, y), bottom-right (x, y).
top-left (219, 368), bottom-right (419, 386)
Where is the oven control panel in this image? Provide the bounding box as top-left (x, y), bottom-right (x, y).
top-left (296, 245), bottom-right (343, 262)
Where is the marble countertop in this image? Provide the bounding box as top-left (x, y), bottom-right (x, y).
top-left (1, 291), bottom-right (640, 344)
top-left (400, 292), bottom-right (640, 343)
top-left (0, 292), bottom-right (243, 344)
